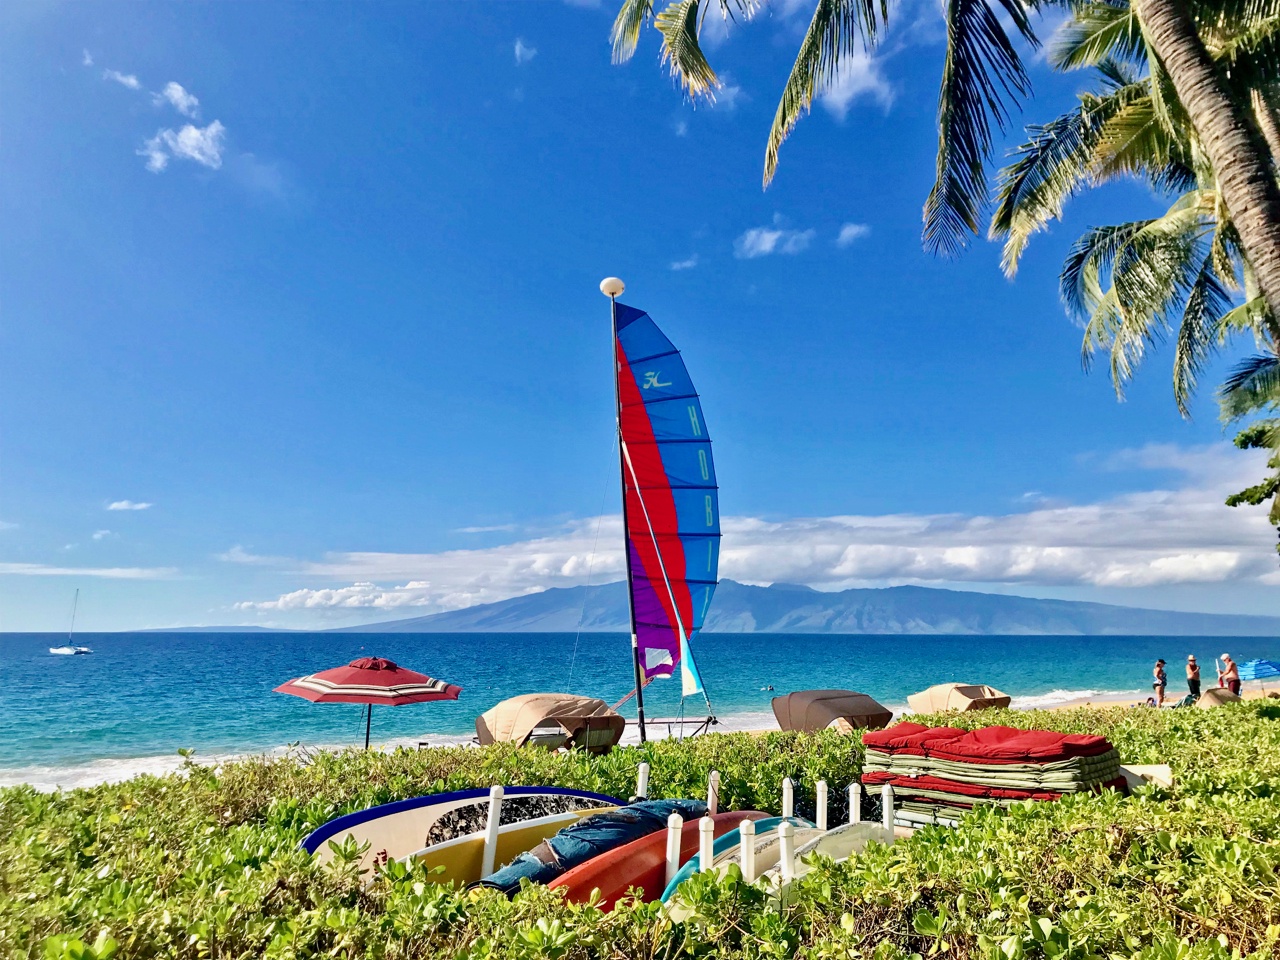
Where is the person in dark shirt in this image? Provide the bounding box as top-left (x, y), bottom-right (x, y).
top-left (1153, 659), bottom-right (1168, 706)
top-left (1186, 655), bottom-right (1201, 698)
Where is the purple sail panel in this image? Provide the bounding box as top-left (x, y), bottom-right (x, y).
top-left (629, 542), bottom-right (679, 678)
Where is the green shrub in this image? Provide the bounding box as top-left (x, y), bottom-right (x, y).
top-left (3, 705), bottom-right (1279, 959)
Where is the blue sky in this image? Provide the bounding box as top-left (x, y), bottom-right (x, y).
top-left (1, 1), bottom-right (1275, 631)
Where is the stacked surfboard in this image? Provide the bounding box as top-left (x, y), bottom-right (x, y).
top-left (861, 722), bottom-right (1127, 823)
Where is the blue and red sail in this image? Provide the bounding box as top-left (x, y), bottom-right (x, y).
top-left (613, 303), bottom-right (719, 697)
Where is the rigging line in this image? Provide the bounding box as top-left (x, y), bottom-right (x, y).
top-left (567, 433), bottom-right (618, 691)
top-left (621, 441), bottom-right (694, 688)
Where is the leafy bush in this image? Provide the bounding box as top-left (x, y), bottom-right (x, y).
top-left (3, 705), bottom-right (1279, 959)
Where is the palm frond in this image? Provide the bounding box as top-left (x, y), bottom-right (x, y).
top-left (1220, 352), bottom-right (1280, 419)
top-left (923, 0), bottom-right (1040, 256)
top-left (1061, 219), bottom-right (1149, 318)
top-left (764, 0), bottom-right (887, 186)
top-left (612, 0), bottom-right (657, 64)
top-left (1092, 92), bottom-right (1198, 187)
top-left (1049, 1), bottom-right (1144, 70)
top-left (655, 0), bottom-right (719, 97)
top-left (1173, 252), bottom-right (1233, 415)
top-left (991, 73), bottom-right (1148, 275)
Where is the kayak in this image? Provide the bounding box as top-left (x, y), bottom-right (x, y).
top-left (302, 786), bottom-right (623, 877)
top-left (550, 810), bottom-right (770, 910)
top-left (659, 816), bottom-right (814, 902)
top-left (473, 799), bottom-right (709, 896)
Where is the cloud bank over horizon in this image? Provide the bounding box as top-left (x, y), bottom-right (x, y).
top-left (234, 443), bottom-right (1280, 618)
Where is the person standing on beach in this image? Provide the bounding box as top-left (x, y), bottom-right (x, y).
top-left (1219, 654), bottom-right (1241, 696)
top-left (1153, 659), bottom-right (1168, 706)
top-left (1186, 656), bottom-right (1201, 698)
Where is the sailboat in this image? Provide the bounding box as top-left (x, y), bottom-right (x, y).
top-left (603, 277), bottom-right (720, 742)
top-left (50, 589), bottom-right (92, 655)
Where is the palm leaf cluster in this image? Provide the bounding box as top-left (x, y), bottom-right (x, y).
top-left (993, 0), bottom-right (1280, 535)
top-left (610, 0), bottom-right (1043, 255)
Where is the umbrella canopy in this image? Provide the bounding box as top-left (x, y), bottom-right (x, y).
top-left (1237, 659), bottom-right (1280, 682)
top-left (772, 690), bottom-right (893, 733)
top-left (275, 656), bottom-right (461, 747)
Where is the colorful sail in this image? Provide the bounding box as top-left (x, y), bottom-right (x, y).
top-left (614, 303), bottom-right (719, 685)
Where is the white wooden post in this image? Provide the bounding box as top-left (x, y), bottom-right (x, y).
top-left (782, 777), bottom-right (794, 819)
top-left (881, 783), bottom-right (894, 832)
top-left (739, 818), bottom-right (757, 883)
top-left (848, 783), bottom-right (862, 823)
top-left (664, 813), bottom-right (684, 886)
top-left (480, 785), bottom-right (504, 878)
top-left (816, 780), bottom-right (828, 831)
top-left (698, 816), bottom-right (715, 871)
top-left (778, 821), bottom-right (796, 881)
top-left (707, 770), bottom-right (720, 816)
top-left (636, 762), bottom-right (650, 800)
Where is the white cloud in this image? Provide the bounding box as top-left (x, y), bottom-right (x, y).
top-left (714, 83), bottom-right (744, 110)
top-left (514, 38), bottom-right (538, 65)
top-left (0, 563), bottom-right (174, 579)
top-left (674, 119), bottom-right (689, 137)
top-left (107, 500), bottom-right (152, 511)
top-left (236, 444), bottom-right (1280, 613)
top-left (103, 69), bottom-right (141, 90)
top-left (734, 223), bottom-right (815, 259)
top-left (819, 50), bottom-right (895, 118)
top-left (154, 81), bottom-right (199, 117)
top-left (670, 254), bottom-right (699, 271)
top-left (82, 50), bottom-right (94, 67)
top-left (836, 222), bottom-right (871, 247)
top-left (139, 120), bottom-right (226, 173)
top-left (216, 545), bottom-right (283, 564)
top-left (91, 530), bottom-right (113, 541)
top-left (456, 524), bottom-right (519, 534)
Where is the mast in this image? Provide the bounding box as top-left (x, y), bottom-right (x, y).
top-left (602, 276), bottom-right (648, 743)
top-left (68, 588), bottom-right (79, 642)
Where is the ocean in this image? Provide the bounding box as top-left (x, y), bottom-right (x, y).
top-left (2, 630), bottom-right (1274, 791)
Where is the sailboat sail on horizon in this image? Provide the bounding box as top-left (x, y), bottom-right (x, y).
top-left (604, 277), bottom-right (719, 741)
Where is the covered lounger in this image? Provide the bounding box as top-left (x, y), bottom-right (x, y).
top-left (476, 694), bottom-right (625, 754)
top-left (1196, 687), bottom-right (1243, 709)
top-left (772, 690), bottom-right (892, 733)
top-left (907, 683), bottom-right (1011, 714)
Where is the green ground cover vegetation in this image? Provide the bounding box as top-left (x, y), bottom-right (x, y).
top-left (3, 703), bottom-right (1280, 960)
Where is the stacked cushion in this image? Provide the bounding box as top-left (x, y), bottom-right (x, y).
top-left (862, 723), bottom-right (1126, 816)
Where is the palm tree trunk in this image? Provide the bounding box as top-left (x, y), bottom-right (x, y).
top-left (1133, 0), bottom-right (1280, 320)
top-left (1251, 89), bottom-right (1280, 171)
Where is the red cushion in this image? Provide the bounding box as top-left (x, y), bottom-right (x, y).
top-left (863, 723), bottom-right (1115, 764)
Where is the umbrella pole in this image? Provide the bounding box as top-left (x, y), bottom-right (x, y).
top-left (364, 703), bottom-right (372, 750)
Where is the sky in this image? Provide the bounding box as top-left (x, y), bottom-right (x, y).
top-left (1, 1), bottom-right (1277, 632)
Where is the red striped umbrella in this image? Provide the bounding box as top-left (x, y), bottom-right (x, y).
top-left (274, 656), bottom-right (461, 748)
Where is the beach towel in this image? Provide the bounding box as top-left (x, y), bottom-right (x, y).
top-left (863, 723), bottom-right (1115, 763)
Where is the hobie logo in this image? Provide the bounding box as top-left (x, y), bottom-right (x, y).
top-left (642, 371), bottom-right (671, 389)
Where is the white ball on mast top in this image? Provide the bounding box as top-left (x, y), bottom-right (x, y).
top-left (600, 277), bottom-right (625, 297)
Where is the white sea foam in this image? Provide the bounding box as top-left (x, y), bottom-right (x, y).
top-left (1009, 689), bottom-right (1142, 710)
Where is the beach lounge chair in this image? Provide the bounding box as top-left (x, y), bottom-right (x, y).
top-left (476, 693), bottom-right (625, 754)
top-left (907, 683), bottom-right (1012, 714)
top-left (772, 689), bottom-right (893, 733)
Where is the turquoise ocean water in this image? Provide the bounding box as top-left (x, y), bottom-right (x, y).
top-left (2, 631), bottom-right (1276, 790)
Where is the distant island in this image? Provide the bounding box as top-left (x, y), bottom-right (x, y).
top-left (298, 580), bottom-right (1280, 636)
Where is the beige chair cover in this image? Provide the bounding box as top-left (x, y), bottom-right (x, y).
top-left (475, 693), bottom-right (625, 753)
top-left (907, 683), bottom-right (1012, 714)
top-left (1196, 687), bottom-right (1243, 708)
top-left (771, 690), bottom-right (893, 733)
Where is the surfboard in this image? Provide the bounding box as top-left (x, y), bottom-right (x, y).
top-left (659, 816), bottom-right (814, 902)
top-left (302, 786), bottom-right (623, 875)
top-left (764, 822), bottom-right (895, 905)
top-left (549, 810), bottom-right (770, 910)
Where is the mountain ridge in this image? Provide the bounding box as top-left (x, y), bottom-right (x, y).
top-left (326, 580), bottom-right (1280, 635)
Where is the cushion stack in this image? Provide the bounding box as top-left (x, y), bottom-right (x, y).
top-left (861, 723), bottom-right (1127, 819)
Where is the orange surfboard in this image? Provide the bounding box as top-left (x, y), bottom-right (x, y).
top-left (549, 810), bottom-right (769, 910)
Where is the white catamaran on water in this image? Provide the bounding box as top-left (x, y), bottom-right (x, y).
top-left (602, 277), bottom-right (720, 742)
top-left (49, 589), bottom-right (92, 655)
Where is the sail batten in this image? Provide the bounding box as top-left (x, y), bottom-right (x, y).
top-left (613, 303), bottom-right (719, 687)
